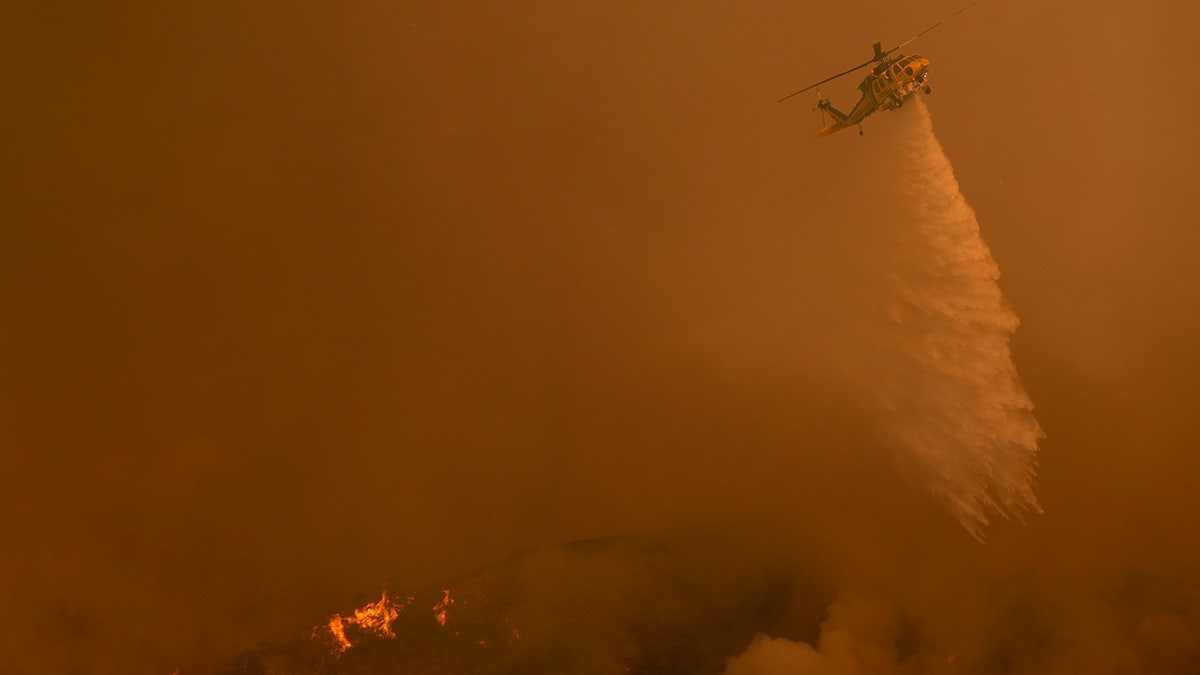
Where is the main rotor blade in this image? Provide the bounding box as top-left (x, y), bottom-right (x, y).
top-left (894, 0), bottom-right (979, 50)
top-left (777, 57), bottom-right (875, 103)
top-left (777, 0), bottom-right (980, 104)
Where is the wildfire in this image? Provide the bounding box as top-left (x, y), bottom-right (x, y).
top-left (432, 588), bottom-right (455, 626)
top-left (314, 586), bottom-right (463, 656)
top-left (321, 591), bottom-right (409, 654)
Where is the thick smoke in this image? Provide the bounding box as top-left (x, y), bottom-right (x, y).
top-left (217, 100), bottom-right (1057, 675)
top-left (861, 98), bottom-right (1042, 539)
top-left (724, 593), bottom-right (908, 675)
top-left (718, 566), bottom-right (1200, 675)
top-left (11, 2), bottom-right (1200, 673)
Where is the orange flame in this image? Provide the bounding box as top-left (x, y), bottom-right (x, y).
top-left (321, 591), bottom-right (408, 654)
top-left (432, 588), bottom-right (455, 626)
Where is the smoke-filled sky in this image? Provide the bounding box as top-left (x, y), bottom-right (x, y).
top-left (5, 1), bottom-right (1200, 672)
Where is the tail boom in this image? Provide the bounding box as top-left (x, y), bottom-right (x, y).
top-left (816, 98), bottom-right (851, 136)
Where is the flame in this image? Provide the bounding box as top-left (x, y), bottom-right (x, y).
top-left (314, 587), bottom-right (463, 656)
top-left (321, 591), bottom-right (409, 654)
top-left (432, 588), bottom-right (455, 626)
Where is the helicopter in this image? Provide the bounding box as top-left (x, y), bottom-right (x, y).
top-left (778, 1), bottom-right (978, 136)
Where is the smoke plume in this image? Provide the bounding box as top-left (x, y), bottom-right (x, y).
top-left (724, 592), bottom-right (907, 675)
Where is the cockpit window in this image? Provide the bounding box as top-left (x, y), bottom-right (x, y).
top-left (905, 66), bottom-right (914, 76)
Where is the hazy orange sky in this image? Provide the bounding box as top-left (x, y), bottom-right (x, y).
top-left (4, 1), bottom-right (1199, 672)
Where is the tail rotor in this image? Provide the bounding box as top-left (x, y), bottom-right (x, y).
top-left (811, 88), bottom-right (829, 128)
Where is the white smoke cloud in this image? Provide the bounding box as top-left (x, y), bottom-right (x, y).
top-left (724, 593), bottom-right (905, 675)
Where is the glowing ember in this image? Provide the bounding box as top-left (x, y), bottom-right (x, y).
top-left (432, 588), bottom-right (455, 626)
top-left (320, 591), bottom-right (408, 654)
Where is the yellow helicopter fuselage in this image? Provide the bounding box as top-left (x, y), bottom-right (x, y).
top-left (818, 54), bottom-right (932, 136)
top-left (778, 2), bottom-right (980, 136)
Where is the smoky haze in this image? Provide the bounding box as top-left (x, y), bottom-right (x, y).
top-left (4, 1), bottom-right (1199, 673)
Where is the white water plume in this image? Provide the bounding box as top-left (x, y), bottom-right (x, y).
top-left (867, 98), bottom-right (1043, 540)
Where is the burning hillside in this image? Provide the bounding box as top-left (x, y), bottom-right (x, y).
top-left (215, 535), bottom-right (831, 674)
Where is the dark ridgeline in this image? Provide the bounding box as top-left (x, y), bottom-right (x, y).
top-left (218, 534), bottom-right (831, 675)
